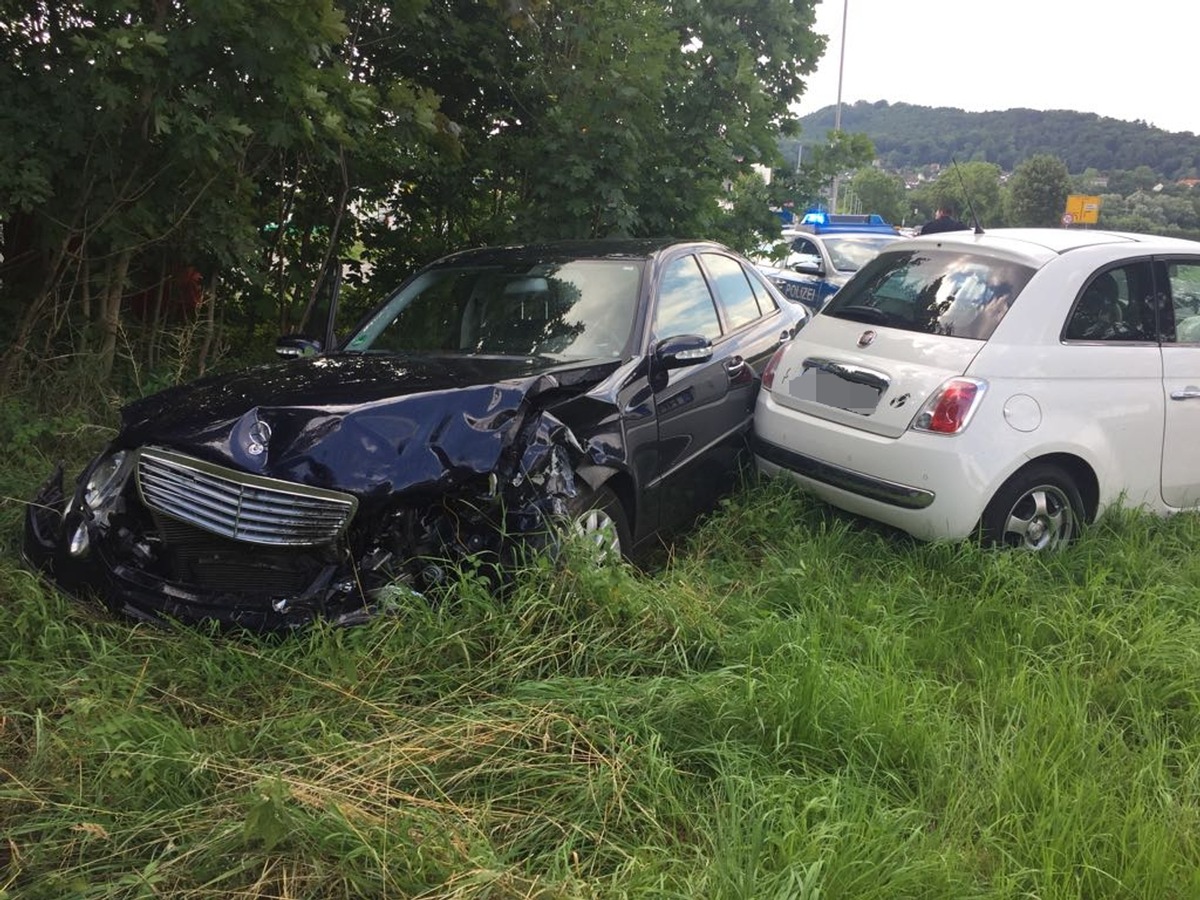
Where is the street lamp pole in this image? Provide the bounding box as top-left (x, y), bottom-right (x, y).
top-left (828, 0), bottom-right (849, 213)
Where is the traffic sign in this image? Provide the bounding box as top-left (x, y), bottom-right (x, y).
top-left (1064, 194), bottom-right (1101, 224)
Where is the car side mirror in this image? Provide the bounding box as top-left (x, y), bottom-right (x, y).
top-left (275, 336), bottom-right (324, 359)
top-left (654, 334), bottom-right (713, 370)
top-left (790, 256), bottom-right (824, 276)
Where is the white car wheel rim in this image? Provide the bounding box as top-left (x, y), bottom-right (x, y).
top-left (1004, 484), bottom-right (1074, 551)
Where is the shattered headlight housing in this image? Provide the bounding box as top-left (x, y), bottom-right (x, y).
top-left (69, 449), bottom-right (134, 557)
top-left (83, 449), bottom-right (131, 511)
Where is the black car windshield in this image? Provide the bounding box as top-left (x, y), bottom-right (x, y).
top-left (823, 248), bottom-right (1036, 340)
top-left (343, 259), bottom-right (645, 359)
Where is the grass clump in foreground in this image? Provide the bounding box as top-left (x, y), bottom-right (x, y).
top-left (3, 471), bottom-right (1200, 898)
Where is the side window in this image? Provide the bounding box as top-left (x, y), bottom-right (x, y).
top-left (743, 263), bottom-right (780, 315)
top-left (790, 237), bottom-right (822, 268)
top-left (1064, 262), bottom-right (1156, 342)
top-left (654, 255), bottom-right (722, 342)
top-left (700, 252), bottom-right (764, 330)
top-left (1166, 260), bottom-right (1200, 343)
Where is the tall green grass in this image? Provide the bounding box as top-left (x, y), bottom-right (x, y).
top-left (3, 398), bottom-right (1200, 898)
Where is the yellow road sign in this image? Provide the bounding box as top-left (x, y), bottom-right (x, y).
top-left (1064, 194), bottom-right (1101, 225)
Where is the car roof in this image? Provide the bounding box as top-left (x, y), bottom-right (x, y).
top-left (893, 227), bottom-right (1200, 268)
top-left (430, 238), bottom-right (733, 268)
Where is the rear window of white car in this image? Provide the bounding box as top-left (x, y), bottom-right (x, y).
top-left (823, 248), bottom-right (1036, 340)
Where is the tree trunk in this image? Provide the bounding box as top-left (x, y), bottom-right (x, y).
top-left (194, 272), bottom-right (219, 376)
top-left (97, 248), bottom-right (133, 381)
top-left (147, 255), bottom-right (168, 369)
top-left (80, 251), bottom-right (93, 321)
top-left (297, 150), bottom-right (350, 335)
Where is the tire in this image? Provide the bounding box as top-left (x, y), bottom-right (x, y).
top-left (565, 484), bottom-right (631, 563)
top-left (980, 463), bottom-right (1085, 551)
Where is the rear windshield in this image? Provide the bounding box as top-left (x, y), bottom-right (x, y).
top-left (823, 248), bottom-right (1036, 340)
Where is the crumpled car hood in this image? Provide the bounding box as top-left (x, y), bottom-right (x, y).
top-left (116, 353), bottom-right (608, 502)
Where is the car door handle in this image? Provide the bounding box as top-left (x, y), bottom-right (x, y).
top-left (1170, 386), bottom-right (1200, 400)
top-left (724, 356), bottom-right (746, 375)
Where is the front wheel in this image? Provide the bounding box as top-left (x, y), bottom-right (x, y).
top-left (565, 485), bottom-right (631, 563)
top-left (980, 464), bottom-right (1085, 551)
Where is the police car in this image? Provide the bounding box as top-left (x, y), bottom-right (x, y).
top-left (755, 211), bottom-right (901, 313)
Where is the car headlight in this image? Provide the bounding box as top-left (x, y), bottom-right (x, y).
top-left (82, 450), bottom-right (131, 511)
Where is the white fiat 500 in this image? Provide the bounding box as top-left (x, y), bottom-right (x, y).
top-left (753, 227), bottom-right (1200, 550)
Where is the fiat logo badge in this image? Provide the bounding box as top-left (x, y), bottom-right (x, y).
top-left (246, 420), bottom-right (272, 456)
top-left (857, 329), bottom-right (877, 348)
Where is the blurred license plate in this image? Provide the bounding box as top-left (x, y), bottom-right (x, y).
top-left (793, 365), bottom-right (882, 415)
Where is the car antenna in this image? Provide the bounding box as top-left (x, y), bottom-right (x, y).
top-left (950, 157), bottom-right (985, 234)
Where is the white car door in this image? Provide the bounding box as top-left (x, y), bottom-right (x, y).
top-left (1160, 257), bottom-right (1200, 508)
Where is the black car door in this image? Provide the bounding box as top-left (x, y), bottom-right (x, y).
top-left (647, 250), bottom-right (789, 533)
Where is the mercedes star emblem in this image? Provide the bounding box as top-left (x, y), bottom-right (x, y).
top-left (246, 419), bottom-right (272, 456)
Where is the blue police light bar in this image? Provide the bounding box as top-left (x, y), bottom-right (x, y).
top-left (795, 209), bottom-right (897, 235)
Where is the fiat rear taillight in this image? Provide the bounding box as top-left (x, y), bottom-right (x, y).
top-left (911, 378), bottom-right (987, 435)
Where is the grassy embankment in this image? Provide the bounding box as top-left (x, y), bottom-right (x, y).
top-left (2, 395), bottom-right (1199, 898)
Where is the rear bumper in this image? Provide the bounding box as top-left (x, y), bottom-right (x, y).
top-left (753, 435), bottom-right (934, 510)
top-left (753, 390), bottom-right (989, 541)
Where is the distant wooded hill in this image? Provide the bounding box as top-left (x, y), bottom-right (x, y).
top-left (795, 100), bottom-right (1200, 178)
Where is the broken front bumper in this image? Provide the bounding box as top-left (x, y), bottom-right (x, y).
top-left (22, 465), bottom-right (374, 632)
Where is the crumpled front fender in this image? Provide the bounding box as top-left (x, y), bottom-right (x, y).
top-left (23, 464), bottom-right (68, 569)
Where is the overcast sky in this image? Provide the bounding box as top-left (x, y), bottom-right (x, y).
top-left (794, 0), bottom-right (1200, 136)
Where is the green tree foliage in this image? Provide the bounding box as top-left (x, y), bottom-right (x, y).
top-left (849, 167), bottom-right (907, 223)
top-left (768, 130), bottom-right (874, 214)
top-left (799, 100), bottom-right (1200, 179)
top-left (0, 0), bottom-right (827, 389)
top-left (1105, 165), bottom-right (1162, 195)
top-left (707, 172), bottom-right (783, 253)
top-left (368, 0), bottom-right (826, 250)
top-left (0, 0), bottom-right (443, 386)
top-left (1007, 154), bottom-right (1071, 227)
top-left (777, 102), bottom-right (1200, 241)
top-left (913, 161), bottom-right (1004, 228)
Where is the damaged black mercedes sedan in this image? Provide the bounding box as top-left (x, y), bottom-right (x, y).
top-left (24, 239), bottom-right (806, 630)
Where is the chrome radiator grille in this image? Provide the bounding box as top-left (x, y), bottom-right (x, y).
top-left (136, 447), bottom-right (357, 547)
